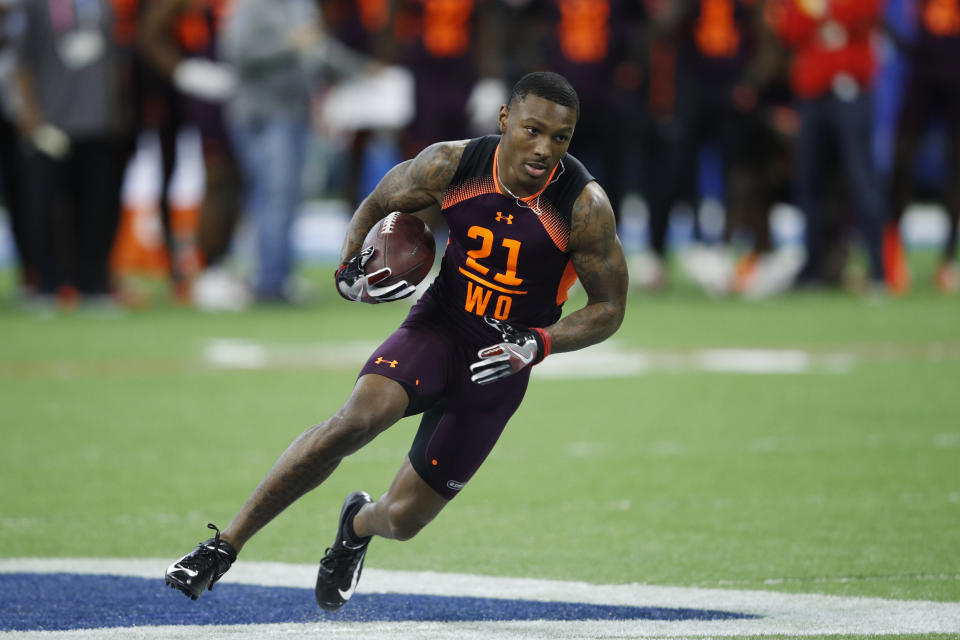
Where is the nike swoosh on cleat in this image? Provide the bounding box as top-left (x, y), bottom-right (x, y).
top-left (170, 564), bottom-right (198, 578)
top-left (337, 550), bottom-right (365, 601)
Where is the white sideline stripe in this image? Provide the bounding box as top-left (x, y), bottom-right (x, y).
top-left (536, 346), bottom-right (855, 377)
top-left (203, 338), bottom-right (857, 377)
top-left (1, 558), bottom-right (959, 638)
top-left (203, 339), bottom-right (379, 370)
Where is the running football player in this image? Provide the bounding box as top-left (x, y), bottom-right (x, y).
top-left (164, 71), bottom-right (628, 610)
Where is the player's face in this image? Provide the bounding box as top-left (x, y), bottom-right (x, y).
top-left (497, 95), bottom-right (577, 197)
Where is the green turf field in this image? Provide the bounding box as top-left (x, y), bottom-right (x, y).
top-left (1, 254), bottom-right (958, 626)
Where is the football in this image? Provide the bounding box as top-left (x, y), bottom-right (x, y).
top-left (361, 212), bottom-right (436, 288)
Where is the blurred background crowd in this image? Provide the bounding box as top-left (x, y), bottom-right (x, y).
top-left (0, 0), bottom-right (957, 311)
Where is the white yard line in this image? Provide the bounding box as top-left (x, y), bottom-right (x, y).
top-left (7, 339), bottom-right (954, 381)
top-left (202, 338), bottom-right (861, 376)
top-left (1, 558), bottom-right (958, 638)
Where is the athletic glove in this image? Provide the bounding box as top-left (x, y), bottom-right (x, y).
top-left (469, 316), bottom-right (551, 385)
top-left (335, 246), bottom-right (416, 303)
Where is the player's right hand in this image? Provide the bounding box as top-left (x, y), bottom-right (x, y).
top-left (335, 246), bottom-right (415, 303)
top-left (469, 317), bottom-right (551, 385)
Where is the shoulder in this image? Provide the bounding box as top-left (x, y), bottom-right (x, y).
top-left (406, 139), bottom-right (471, 192)
top-left (560, 151), bottom-right (593, 181)
top-left (568, 181), bottom-right (616, 254)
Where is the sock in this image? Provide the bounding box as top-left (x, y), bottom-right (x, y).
top-left (344, 504), bottom-right (372, 546)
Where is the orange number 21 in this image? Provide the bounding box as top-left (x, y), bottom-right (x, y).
top-left (465, 226), bottom-right (524, 286)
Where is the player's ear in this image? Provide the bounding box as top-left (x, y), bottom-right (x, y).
top-left (498, 104), bottom-right (510, 134)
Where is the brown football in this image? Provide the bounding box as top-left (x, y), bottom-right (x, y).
top-left (361, 212), bottom-right (436, 287)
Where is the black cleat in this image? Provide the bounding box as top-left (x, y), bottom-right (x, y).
top-left (165, 523), bottom-right (237, 600)
top-left (315, 491), bottom-right (373, 611)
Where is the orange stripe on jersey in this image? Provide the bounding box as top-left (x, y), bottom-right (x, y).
top-left (537, 202), bottom-right (570, 253)
top-left (458, 267), bottom-right (528, 295)
top-left (442, 175), bottom-right (497, 210)
top-left (446, 142), bottom-right (571, 252)
top-left (492, 144), bottom-right (559, 204)
top-left (556, 259), bottom-right (578, 305)
top-left (492, 144), bottom-right (570, 251)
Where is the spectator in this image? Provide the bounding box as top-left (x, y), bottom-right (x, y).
top-left (392, 0), bottom-right (504, 158)
top-left (884, 0), bottom-right (960, 294)
top-left (721, 0), bottom-right (803, 298)
top-left (140, 0), bottom-right (247, 310)
top-left (773, 0), bottom-right (886, 291)
top-left (647, 0), bottom-right (791, 296)
top-left (322, 0), bottom-right (395, 209)
top-left (632, 0), bottom-right (680, 291)
top-left (219, 0), bottom-right (367, 304)
top-left (16, 0), bottom-right (129, 308)
top-left (0, 0), bottom-right (26, 296)
top-left (114, 0), bottom-right (191, 303)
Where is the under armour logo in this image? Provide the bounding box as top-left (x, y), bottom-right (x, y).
top-left (375, 357), bottom-right (398, 368)
top-left (495, 212), bottom-right (513, 224)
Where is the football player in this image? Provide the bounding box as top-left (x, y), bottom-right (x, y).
top-left (164, 71), bottom-right (628, 611)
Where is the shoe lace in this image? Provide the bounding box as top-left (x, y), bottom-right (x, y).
top-left (200, 523), bottom-right (234, 567)
top-left (319, 544), bottom-right (361, 572)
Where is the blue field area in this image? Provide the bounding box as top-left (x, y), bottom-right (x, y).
top-left (0, 573), bottom-right (756, 631)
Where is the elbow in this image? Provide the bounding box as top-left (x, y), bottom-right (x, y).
top-left (609, 301), bottom-right (626, 337)
top-left (598, 298), bottom-right (626, 341)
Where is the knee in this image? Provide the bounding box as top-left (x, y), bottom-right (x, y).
top-left (314, 406), bottom-right (395, 456)
top-left (384, 500), bottom-right (428, 542)
top-left (333, 380), bottom-right (406, 443)
top-left (311, 421), bottom-right (373, 458)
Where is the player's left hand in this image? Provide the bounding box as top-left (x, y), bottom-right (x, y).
top-left (335, 247), bottom-right (415, 303)
top-left (469, 317), bottom-right (551, 385)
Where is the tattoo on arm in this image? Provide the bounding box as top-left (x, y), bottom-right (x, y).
top-left (543, 182), bottom-right (628, 353)
top-left (340, 141), bottom-right (463, 262)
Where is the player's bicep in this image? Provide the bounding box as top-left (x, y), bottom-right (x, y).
top-left (366, 161), bottom-right (434, 212)
top-left (568, 183), bottom-right (628, 307)
top-left (368, 141), bottom-right (464, 213)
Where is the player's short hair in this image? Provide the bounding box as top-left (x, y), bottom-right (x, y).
top-left (509, 72), bottom-right (580, 122)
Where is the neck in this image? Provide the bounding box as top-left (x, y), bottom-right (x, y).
top-left (496, 156), bottom-right (539, 200)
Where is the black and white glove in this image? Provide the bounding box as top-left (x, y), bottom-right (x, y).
top-left (335, 246), bottom-right (416, 303)
top-left (469, 316), bottom-right (551, 385)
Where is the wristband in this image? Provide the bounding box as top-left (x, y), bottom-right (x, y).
top-left (531, 328), bottom-right (551, 363)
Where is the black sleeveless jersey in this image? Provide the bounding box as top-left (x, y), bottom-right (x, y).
top-left (426, 134), bottom-right (594, 343)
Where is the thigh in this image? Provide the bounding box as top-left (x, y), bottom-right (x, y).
top-left (407, 367), bottom-right (530, 500)
top-left (363, 295), bottom-right (531, 500)
top-left (357, 303), bottom-right (454, 412)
